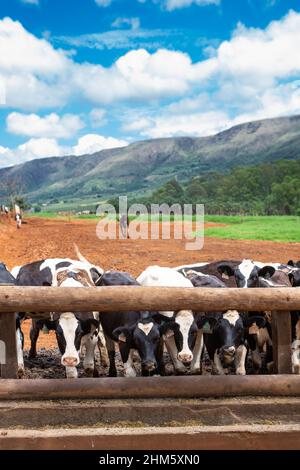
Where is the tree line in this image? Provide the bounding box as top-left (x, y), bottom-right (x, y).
top-left (108, 159), bottom-right (300, 216)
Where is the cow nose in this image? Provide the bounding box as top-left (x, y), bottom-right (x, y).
top-left (223, 346), bottom-right (235, 355)
top-left (178, 352), bottom-right (193, 364)
top-left (63, 356), bottom-right (78, 367)
top-left (143, 360), bottom-right (157, 371)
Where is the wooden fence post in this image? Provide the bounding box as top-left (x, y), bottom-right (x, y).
top-left (272, 311), bottom-right (292, 374)
top-left (0, 312), bottom-right (17, 378)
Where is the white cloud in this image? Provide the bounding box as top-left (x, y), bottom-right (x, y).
top-left (163, 0), bottom-right (220, 10)
top-left (0, 145), bottom-right (9, 154)
top-left (0, 17), bottom-right (71, 110)
top-left (6, 112), bottom-right (85, 139)
top-left (112, 17), bottom-right (140, 30)
top-left (89, 109), bottom-right (107, 128)
top-left (125, 110), bottom-right (229, 138)
top-left (72, 134), bottom-right (128, 156)
top-left (0, 138), bottom-right (63, 168)
top-left (95, 0), bottom-right (112, 6)
top-left (0, 134), bottom-right (129, 168)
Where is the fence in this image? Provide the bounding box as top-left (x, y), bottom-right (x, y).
top-left (0, 286), bottom-right (298, 398)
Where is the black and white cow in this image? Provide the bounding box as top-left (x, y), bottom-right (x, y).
top-left (197, 311), bottom-right (265, 375)
top-left (98, 271), bottom-right (164, 377)
top-left (175, 260), bottom-right (275, 288)
top-left (137, 266), bottom-right (202, 374)
top-left (13, 258), bottom-right (103, 378)
top-left (175, 260), bottom-right (241, 287)
top-left (217, 259), bottom-right (275, 288)
top-left (0, 262), bottom-right (24, 377)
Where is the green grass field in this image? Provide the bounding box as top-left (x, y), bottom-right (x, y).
top-left (27, 212), bottom-right (300, 243)
top-left (204, 215), bottom-right (300, 242)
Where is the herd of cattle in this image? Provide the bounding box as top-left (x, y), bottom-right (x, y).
top-left (1, 249), bottom-right (300, 379)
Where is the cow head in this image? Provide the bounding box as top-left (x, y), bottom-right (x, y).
top-left (159, 310), bottom-right (198, 365)
top-left (112, 313), bottom-right (162, 373)
top-left (218, 260), bottom-right (275, 288)
top-left (51, 267), bottom-right (99, 376)
top-left (197, 311), bottom-right (265, 367)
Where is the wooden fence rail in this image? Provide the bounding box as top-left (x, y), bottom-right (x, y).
top-left (0, 286), bottom-right (299, 383)
top-left (0, 285), bottom-right (299, 313)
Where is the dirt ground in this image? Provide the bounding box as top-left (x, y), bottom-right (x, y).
top-left (1, 215), bottom-right (300, 354)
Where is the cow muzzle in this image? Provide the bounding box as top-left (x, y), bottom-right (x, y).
top-left (62, 356), bottom-right (79, 367)
top-left (142, 360), bottom-right (157, 372)
top-left (220, 346), bottom-right (236, 365)
top-left (178, 352), bottom-right (193, 364)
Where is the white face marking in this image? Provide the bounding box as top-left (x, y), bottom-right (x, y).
top-left (223, 310), bottom-right (240, 326)
top-left (238, 259), bottom-right (256, 288)
top-left (175, 310), bottom-right (194, 357)
top-left (137, 322), bottom-right (154, 336)
top-left (59, 313), bottom-right (80, 366)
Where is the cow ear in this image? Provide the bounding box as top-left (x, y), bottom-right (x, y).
top-left (288, 260), bottom-right (295, 267)
top-left (258, 266), bottom-right (275, 279)
top-left (289, 273), bottom-right (295, 286)
top-left (159, 321), bottom-right (179, 338)
top-left (196, 316), bottom-right (217, 332)
top-left (112, 326), bottom-right (131, 343)
top-left (217, 264), bottom-right (235, 279)
top-left (244, 316), bottom-right (266, 329)
top-left (152, 312), bottom-right (171, 324)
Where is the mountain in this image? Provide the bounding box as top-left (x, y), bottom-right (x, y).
top-left (1, 115), bottom-right (300, 203)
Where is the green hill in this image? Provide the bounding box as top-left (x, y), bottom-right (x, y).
top-left (1, 114), bottom-right (300, 203)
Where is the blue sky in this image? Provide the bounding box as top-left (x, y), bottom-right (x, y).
top-left (0, 0), bottom-right (300, 167)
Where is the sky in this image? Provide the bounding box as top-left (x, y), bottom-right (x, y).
top-left (0, 0), bottom-right (300, 168)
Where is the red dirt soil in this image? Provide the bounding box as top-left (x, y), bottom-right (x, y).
top-left (1, 216), bottom-right (300, 349)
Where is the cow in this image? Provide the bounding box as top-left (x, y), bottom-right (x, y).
top-left (175, 260), bottom-right (275, 288)
top-left (184, 269), bottom-right (265, 374)
top-left (197, 311), bottom-right (265, 375)
top-left (137, 265), bottom-right (202, 374)
top-left (246, 269), bottom-right (292, 372)
top-left (45, 265), bottom-right (101, 378)
top-left (13, 258), bottom-right (103, 378)
top-left (98, 271), bottom-right (164, 377)
top-left (0, 262), bottom-right (24, 377)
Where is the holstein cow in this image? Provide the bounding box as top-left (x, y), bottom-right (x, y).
top-left (185, 269), bottom-right (264, 375)
top-left (0, 262), bottom-right (24, 377)
top-left (12, 258), bottom-right (103, 378)
top-left (247, 269), bottom-right (292, 372)
top-left (98, 271), bottom-right (164, 377)
top-left (175, 260), bottom-right (275, 288)
top-left (137, 266), bottom-right (201, 374)
top-left (175, 260), bottom-right (241, 287)
top-left (197, 311), bottom-right (265, 375)
top-left (49, 266), bottom-right (101, 378)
